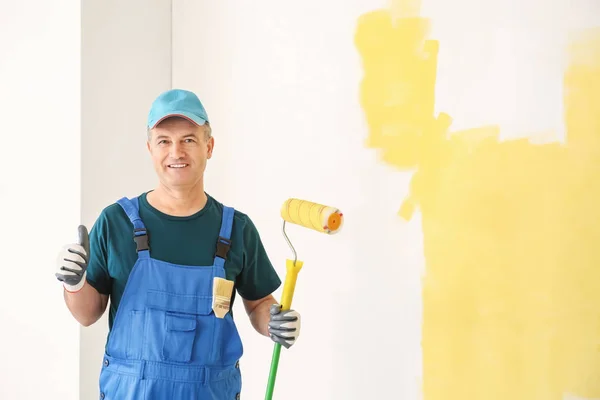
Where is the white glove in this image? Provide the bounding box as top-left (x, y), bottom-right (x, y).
top-left (268, 304), bottom-right (301, 349)
top-left (55, 225), bottom-right (90, 292)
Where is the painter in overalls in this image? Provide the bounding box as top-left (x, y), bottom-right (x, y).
top-left (55, 89), bottom-right (302, 399)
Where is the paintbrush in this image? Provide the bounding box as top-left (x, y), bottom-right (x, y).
top-left (212, 277), bottom-right (234, 318)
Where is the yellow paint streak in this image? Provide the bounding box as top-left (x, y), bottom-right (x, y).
top-left (355, 4), bottom-right (600, 400)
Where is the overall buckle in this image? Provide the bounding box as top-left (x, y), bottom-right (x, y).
top-left (133, 228), bottom-right (149, 252)
top-left (215, 237), bottom-right (231, 259)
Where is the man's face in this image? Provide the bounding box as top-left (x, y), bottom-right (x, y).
top-left (147, 117), bottom-right (214, 189)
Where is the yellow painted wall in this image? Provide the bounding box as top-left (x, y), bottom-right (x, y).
top-left (355, 1), bottom-right (600, 399)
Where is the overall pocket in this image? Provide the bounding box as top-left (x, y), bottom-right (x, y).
top-left (126, 310), bottom-right (145, 359)
top-left (212, 313), bottom-right (244, 365)
top-left (144, 289), bottom-right (214, 363)
top-left (163, 312), bottom-right (197, 362)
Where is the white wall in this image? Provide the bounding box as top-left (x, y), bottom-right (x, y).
top-left (80, 0), bottom-right (172, 399)
top-left (172, 1), bottom-right (419, 398)
top-left (0, 1), bottom-right (81, 399)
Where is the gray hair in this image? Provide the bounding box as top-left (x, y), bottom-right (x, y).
top-left (147, 120), bottom-right (212, 141)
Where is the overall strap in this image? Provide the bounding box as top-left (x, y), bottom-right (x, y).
top-left (214, 206), bottom-right (235, 268)
top-left (116, 196), bottom-right (150, 256)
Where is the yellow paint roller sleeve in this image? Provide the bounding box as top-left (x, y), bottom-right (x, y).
top-left (280, 198), bottom-right (343, 234)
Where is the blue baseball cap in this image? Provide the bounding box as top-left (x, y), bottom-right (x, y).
top-left (147, 89), bottom-right (209, 129)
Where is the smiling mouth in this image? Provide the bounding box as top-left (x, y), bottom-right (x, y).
top-left (168, 163), bottom-right (188, 168)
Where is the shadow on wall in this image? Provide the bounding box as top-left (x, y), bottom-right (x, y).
top-left (355, 2), bottom-right (600, 400)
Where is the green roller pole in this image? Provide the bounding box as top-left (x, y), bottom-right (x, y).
top-left (265, 343), bottom-right (282, 399)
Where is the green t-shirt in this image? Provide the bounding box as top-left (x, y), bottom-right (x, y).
top-left (85, 191), bottom-right (281, 332)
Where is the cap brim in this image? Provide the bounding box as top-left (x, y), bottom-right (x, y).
top-left (150, 110), bottom-right (206, 128)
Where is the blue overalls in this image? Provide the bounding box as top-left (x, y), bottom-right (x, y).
top-left (98, 196), bottom-right (243, 399)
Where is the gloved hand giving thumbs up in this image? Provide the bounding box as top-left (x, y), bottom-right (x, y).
top-left (55, 225), bottom-right (90, 292)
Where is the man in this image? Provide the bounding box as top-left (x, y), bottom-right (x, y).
top-left (55, 89), bottom-right (301, 399)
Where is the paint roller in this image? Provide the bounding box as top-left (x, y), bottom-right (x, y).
top-left (265, 198), bottom-right (344, 400)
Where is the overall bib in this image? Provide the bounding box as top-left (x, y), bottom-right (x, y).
top-left (98, 196), bottom-right (244, 399)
